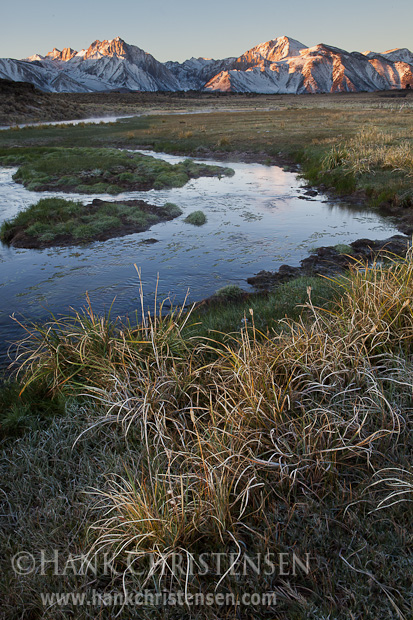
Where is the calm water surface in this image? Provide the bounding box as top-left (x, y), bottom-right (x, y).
top-left (0, 150), bottom-right (398, 364)
top-left (0, 115), bottom-right (138, 131)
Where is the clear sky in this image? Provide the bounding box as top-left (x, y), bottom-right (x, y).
top-left (2, 0), bottom-right (412, 62)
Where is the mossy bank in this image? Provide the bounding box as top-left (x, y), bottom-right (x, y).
top-left (1, 147), bottom-right (234, 194)
top-left (0, 197), bottom-right (183, 248)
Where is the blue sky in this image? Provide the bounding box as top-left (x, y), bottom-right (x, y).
top-left (2, 0), bottom-right (412, 61)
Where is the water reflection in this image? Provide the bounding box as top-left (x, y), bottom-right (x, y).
top-left (0, 151), bottom-right (399, 365)
top-left (0, 115), bottom-right (139, 131)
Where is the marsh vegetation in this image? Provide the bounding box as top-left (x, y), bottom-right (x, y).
top-left (0, 92), bottom-right (412, 619)
top-left (0, 197), bottom-right (183, 247)
top-left (184, 209), bottom-right (207, 226)
top-left (2, 254), bottom-right (413, 619)
top-left (1, 90), bottom-right (412, 220)
top-left (2, 147), bottom-right (234, 194)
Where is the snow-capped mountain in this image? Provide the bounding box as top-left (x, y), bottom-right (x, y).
top-left (205, 40), bottom-right (413, 93)
top-left (165, 57), bottom-right (236, 90)
top-left (364, 47), bottom-right (413, 65)
top-left (231, 36), bottom-right (307, 71)
top-left (15, 37), bottom-right (181, 93)
top-left (0, 35), bottom-right (412, 94)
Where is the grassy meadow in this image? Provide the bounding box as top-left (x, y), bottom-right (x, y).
top-left (0, 92), bottom-right (412, 619)
top-left (0, 91), bottom-right (412, 215)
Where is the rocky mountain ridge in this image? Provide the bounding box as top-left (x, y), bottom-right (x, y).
top-left (0, 35), bottom-right (412, 94)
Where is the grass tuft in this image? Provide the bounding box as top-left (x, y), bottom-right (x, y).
top-left (8, 147), bottom-right (234, 195)
top-left (184, 210), bottom-right (207, 226)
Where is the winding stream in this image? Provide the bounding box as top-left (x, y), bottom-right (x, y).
top-left (0, 150), bottom-right (399, 366)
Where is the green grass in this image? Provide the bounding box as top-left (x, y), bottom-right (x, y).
top-left (333, 243), bottom-right (355, 255)
top-left (213, 283), bottom-right (245, 298)
top-left (0, 379), bottom-right (66, 438)
top-left (0, 197), bottom-right (183, 246)
top-left (184, 210), bottom-right (207, 226)
top-left (306, 126), bottom-right (413, 203)
top-left (4, 148), bottom-right (234, 195)
top-left (163, 202), bottom-right (184, 218)
top-left (192, 276), bottom-right (339, 338)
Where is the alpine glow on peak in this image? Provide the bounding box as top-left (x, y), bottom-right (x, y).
top-left (1, 35), bottom-right (412, 93)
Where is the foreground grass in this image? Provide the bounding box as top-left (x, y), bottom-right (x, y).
top-left (0, 147), bottom-right (234, 194)
top-left (192, 276), bottom-right (338, 338)
top-left (0, 197), bottom-right (183, 247)
top-left (1, 252), bottom-right (412, 619)
top-left (1, 93), bottom-right (412, 617)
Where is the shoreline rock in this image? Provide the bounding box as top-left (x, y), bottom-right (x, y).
top-left (194, 235), bottom-right (411, 312)
top-left (247, 235), bottom-right (410, 290)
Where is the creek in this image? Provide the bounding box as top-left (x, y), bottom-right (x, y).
top-left (0, 150), bottom-right (398, 366)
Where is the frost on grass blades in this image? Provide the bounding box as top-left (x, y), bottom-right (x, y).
top-left (3, 251), bottom-right (413, 618)
top-left (0, 98), bottom-right (412, 618)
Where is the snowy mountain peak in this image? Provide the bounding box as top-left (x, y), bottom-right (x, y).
top-left (24, 54), bottom-right (45, 62)
top-left (256, 35), bottom-right (307, 60)
top-left (383, 48), bottom-right (413, 64)
top-left (232, 35), bottom-right (307, 70)
top-left (83, 37), bottom-right (130, 60)
top-left (46, 48), bottom-right (62, 59)
top-left (3, 35), bottom-right (413, 95)
top-left (362, 47), bottom-right (413, 65)
top-left (301, 43), bottom-right (349, 56)
top-left (45, 47), bottom-right (77, 62)
top-left (385, 47), bottom-right (409, 54)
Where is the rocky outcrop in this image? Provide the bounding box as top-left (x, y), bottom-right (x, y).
top-left (46, 47), bottom-right (77, 61)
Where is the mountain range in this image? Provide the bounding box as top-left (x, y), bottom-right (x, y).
top-left (0, 36), bottom-right (412, 94)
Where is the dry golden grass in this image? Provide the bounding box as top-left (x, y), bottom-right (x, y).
top-left (1, 91), bottom-right (412, 209)
top-left (322, 127), bottom-right (413, 177)
top-left (11, 250), bottom-right (412, 605)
